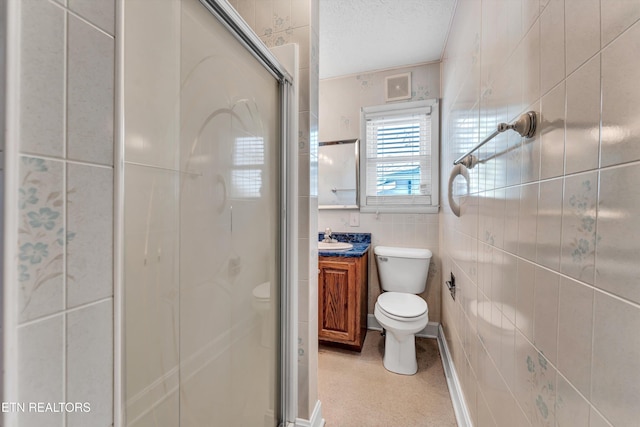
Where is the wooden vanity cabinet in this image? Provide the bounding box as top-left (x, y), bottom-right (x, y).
top-left (318, 253), bottom-right (368, 351)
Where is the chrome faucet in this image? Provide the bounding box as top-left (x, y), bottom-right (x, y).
top-left (322, 227), bottom-right (335, 243)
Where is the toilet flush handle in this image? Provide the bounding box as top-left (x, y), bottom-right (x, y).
top-left (378, 256), bottom-right (388, 262)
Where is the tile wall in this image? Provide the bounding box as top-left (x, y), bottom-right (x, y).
top-left (227, 0), bottom-right (321, 420)
top-left (440, 1), bottom-right (640, 426)
top-left (318, 63), bottom-right (443, 323)
top-left (7, 0), bottom-right (115, 426)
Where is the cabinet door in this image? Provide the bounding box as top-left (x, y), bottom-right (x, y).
top-left (318, 259), bottom-right (357, 343)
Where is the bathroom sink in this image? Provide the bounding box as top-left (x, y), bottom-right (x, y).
top-left (318, 241), bottom-right (353, 251)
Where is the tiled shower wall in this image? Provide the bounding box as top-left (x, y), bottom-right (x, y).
top-left (228, 0), bottom-right (321, 420)
top-left (6, 1), bottom-right (115, 426)
top-left (440, 1), bottom-right (640, 426)
top-left (318, 63), bottom-right (442, 323)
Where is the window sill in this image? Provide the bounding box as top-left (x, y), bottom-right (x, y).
top-left (359, 205), bottom-right (439, 214)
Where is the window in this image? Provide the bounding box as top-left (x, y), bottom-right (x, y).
top-left (231, 136), bottom-right (264, 198)
top-left (360, 99), bottom-right (439, 213)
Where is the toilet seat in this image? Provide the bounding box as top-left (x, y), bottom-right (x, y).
top-left (377, 292), bottom-right (427, 320)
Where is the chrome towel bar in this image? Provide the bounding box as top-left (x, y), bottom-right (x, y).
top-left (453, 111), bottom-right (537, 168)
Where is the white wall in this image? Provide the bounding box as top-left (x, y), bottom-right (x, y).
top-left (440, 1), bottom-right (640, 426)
top-left (318, 63), bottom-right (443, 322)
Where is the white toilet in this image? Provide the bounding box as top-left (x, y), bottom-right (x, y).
top-left (374, 246), bottom-right (432, 375)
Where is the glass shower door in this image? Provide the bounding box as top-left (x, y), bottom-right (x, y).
top-left (178, 0), bottom-right (281, 425)
top-left (123, 0), bottom-right (284, 425)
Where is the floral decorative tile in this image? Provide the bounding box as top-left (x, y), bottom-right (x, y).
top-left (356, 73), bottom-right (376, 91)
top-left (18, 157), bottom-right (72, 321)
top-left (298, 336), bottom-right (305, 362)
top-left (339, 115), bottom-right (352, 134)
top-left (519, 346), bottom-right (557, 426)
top-left (411, 83), bottom-right (431, 100)
top-left (260, 29), bottom-right (293, 48)
top-left (527, 353), bottom-right (556, 426)
top-left (259, 9), bottom-right (294, 48)
top-left (561, 172), bottom-right (598, 284)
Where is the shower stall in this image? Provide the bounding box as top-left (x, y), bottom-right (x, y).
top-left (121, 0), bottom-right (295, 425)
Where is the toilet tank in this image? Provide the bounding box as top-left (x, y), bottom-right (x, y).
top-left (374, 246), bottom-right (432, 294)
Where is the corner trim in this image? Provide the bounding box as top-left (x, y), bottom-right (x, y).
top-left (3, 2), bottom-right (21, 425)
top-left (295, 400), bottom-right (325, 427)
top-left (437, 325), bottom-right (473, 427)
top-left (114, 0), bottom-right (125, 425)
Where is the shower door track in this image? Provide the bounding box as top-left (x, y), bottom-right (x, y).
top-left (198, 0), bottom-right (293, 84)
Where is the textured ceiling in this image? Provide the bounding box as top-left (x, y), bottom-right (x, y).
top-left (319, 0), bottom-right (456, 79)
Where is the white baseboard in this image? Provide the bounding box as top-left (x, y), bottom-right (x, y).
top-left (437, 325), bottom-right (473, 427)
top-left (367, 314), bottom-right (439, 338)
top-left (295, 400), bottom-right (325, 427)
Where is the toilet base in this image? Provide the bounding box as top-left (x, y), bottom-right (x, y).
top-left (374, 299), bottom-right (428, 376)
top-left (382, 330), bottom-right (418, 375)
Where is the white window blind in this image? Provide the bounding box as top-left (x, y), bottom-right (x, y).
top-left (232, 136), bottom-right (264, 198)
top-left (364, 111), bottom-right (432, 207)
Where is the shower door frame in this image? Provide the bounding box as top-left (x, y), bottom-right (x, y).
top-left (113, 0), bottom-right (297, 425)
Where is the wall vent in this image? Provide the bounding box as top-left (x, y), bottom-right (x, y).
top-left (385, 72), bottom-right (411, 102)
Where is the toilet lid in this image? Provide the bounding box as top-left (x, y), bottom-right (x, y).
top-left (377, 292), bottom-right (427, 318)
top-left (252, 282), bottom-right (270, 300)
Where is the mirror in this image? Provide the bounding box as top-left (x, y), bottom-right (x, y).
top-left (318, 139), bottom-right (359, 209)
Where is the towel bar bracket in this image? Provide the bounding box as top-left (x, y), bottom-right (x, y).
top-left (502, 110), bottom-right (536, 139)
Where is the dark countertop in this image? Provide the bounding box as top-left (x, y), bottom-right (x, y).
top-left (318, 232), bottom-right (371, 258)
